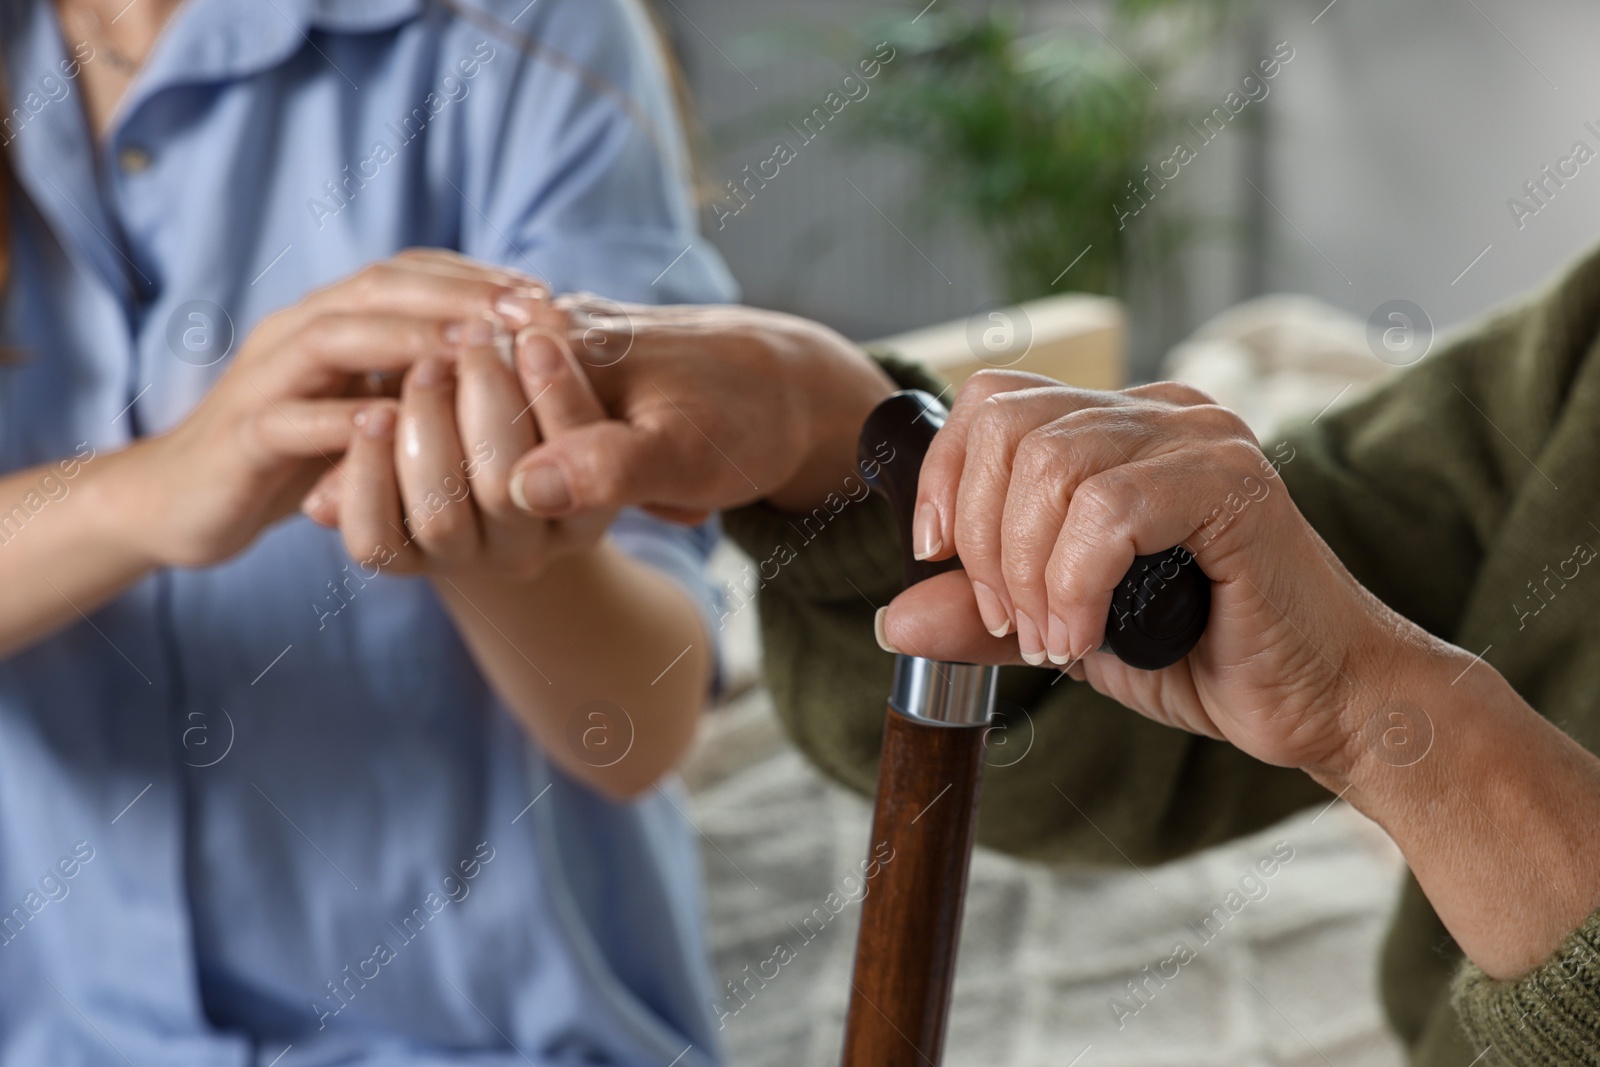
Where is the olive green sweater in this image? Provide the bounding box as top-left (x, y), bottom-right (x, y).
top-left (723, 247), bottom-right (1600, 1066)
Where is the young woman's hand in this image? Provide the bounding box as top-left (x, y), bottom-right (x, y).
top-left (879, 370), bottom-right (1446, 783)
top-left (302, 317), bottom-right (712, 801)
top-left (113, 250), bottom-right (549, 569)
top-left (303, 323), bottom-right (615, 582)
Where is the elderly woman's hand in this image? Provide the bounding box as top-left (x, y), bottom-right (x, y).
top-left (501, 295), bottom-right (897, 523)
top-left (880, 369), bottom-right (1446, 783)
top-left (893, 369), bottom-right (1600, 986)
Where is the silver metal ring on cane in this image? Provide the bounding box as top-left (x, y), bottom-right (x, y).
top-left (888, 655), bottom-right (1000, 727)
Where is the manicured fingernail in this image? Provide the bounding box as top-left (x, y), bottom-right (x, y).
top-left (874, 607), bottom-right (900, 654)
top-left (510, 465), bottom-right (571, 514)
top-left (444, 317), bottom-right (498, 348)
top-left (1016, 612), bottom-right (1047, 666)
top-left (413, 356), bottom-right (453, 388)
top-left (971, 581), bottom-right (1012, 637)
top-left (494, 288), bottom-right (548, 328)
top-left (1046, 614), bottom-right (1072, 665)
top-left (492, 328), bottom-right (514, 367)
top-left (912, 501), bottom-right (942, 561)
top-left (448, 321), bottom-right (483, 347)
top-left (358, 405), bottom-right (395, 438)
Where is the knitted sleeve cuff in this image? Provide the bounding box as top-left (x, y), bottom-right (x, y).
top-left (719, 353), bottom-right (948, 606)
top-left (1451, 906), bottom-right (1600, 1066)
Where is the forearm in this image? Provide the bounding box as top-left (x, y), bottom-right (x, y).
top-left (0, 447), bottom-right (158, 660)
top-left (432, 540), bottom-right (713, 799)
top-left (1326, 639), bottom-right (1600, 980)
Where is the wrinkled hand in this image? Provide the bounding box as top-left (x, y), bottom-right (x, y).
top-left (501, 295), bottom-right (896, 523)
top-left (879, 370), bottom-right (1427, 779)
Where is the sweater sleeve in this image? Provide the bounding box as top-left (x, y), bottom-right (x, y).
top-left (1451, 906), bottom-right (1600, 1066)
top-left (1272, 251), bottom-right (1600, 644)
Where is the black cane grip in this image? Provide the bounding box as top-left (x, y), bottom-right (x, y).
top-left (1103, 547), bottom-right (1210, 671)
top-left (857, 390), bottom-right (1210, 671)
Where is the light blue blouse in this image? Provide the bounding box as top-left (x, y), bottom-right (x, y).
top-left (0, 1), bottom-right (738, 1064)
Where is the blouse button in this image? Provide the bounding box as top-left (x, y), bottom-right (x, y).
top-left (118, 146), bottom-right (153, 174)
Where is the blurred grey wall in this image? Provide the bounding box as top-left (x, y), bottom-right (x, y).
top-left (655, 0), bottom-right (1600, 378)
top-left (1260, 0), bottom-right (1600, 350)
top-left (654, 0), bottom-right (1004, 345)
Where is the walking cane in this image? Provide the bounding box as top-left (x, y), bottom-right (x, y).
top-left (843, 390), bottom-right (1210, 1067)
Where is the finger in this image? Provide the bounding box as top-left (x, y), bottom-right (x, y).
top-left (948, 387), bottom-right (1108, 639)
top-left (393, 247), bottom-right (549, 295)
top-left (509, 421), bottom-right (678, 518)
top-left (305, 258), bottom-right (547, 331)
top-left (514, 326), bottom-right (606, 435)
top-left (302, 465), bottom-right (344, 528)
top-left (391, 250), bottom-right (551, 330)
top-left (340, 404), bottom-right (422, 572)
top-left (260, 314), bottom-right (457, 399)
top-left (245, 256), bottom-right (541, 360)
top-left (878, 570), bottom-right (1025, 666)
top-left (456, 334), bottom-right (536, 518)
top-left (913, 370), bottom-right (1080, 565)
top-left (999, 416), bottom-right (1145, 665)
top-left (249, 397), bottom-right (369, 459)
top-left (396, 357), bottom-right (479, 563)
top-left (998, 404), bottom-right (1221, 663)
top-left (1045, 445), bottom-right (1248, 664)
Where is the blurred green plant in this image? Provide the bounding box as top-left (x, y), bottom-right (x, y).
top-left (845, 2), bottom-right (1250, 301)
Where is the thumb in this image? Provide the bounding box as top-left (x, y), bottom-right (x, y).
top-left (880, 569), bottom-right (1026, 666)
top-left (509, 420), bottom-right (676, 518)
top-left (514, 325), bottom-right (606, 435)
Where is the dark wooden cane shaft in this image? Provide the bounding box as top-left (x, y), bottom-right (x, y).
top-left (842, 708), bottom-right (987, 1067)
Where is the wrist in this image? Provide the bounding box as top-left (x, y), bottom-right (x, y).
top-left (76, 442), bottom-right (171, 573)
top-left (766, 323), bottom-right (895, 514)
top-left (1320, 633), bottom-right (1600, 979)
top-left (434, 539), bottom-right (606, 597)
top-left (1310, 629), bottom-right (1497, 829)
